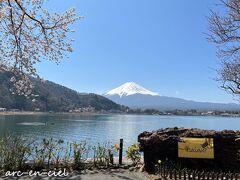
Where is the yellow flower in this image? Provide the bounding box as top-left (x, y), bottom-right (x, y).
top-left (114, 144), bottom-right (120, 150)
top-left (158, 160), bottom-right (162, 164)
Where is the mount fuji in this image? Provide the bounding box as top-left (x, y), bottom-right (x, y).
top-left (106, 82), bottom-right (159, 97)
top-left (104, 82), bottom-right (240, 111)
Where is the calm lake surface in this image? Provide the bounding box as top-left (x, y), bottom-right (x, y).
top-left (0, 114), bottom-right (239, 151)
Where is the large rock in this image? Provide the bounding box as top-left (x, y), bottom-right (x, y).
top-left (138, 128), bottom-right (240, 173)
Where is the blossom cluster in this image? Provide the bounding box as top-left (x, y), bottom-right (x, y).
top-left (0, 0), bottom-right (79, 95)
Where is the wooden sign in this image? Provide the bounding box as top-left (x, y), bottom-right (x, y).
top-left (178, 138), bottom-right (214, 159)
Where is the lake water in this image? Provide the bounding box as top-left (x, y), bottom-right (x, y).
top-left (0, 114), bottom-right (239, 151)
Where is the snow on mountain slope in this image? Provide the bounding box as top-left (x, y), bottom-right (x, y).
top-left (105, 82), bottom-right (160, 97)
top-left (105, 82), bottom-right (240, 111)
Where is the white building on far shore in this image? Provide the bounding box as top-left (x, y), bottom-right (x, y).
top-left (0, 108), bottom-right (6, 112)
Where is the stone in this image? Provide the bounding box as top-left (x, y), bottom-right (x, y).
top-left (139, 165), bottom-right (145, 172)
top-left (129, 167), bottom-right (135, 171)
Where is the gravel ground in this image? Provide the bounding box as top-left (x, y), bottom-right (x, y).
top-left (0, 169), bottom-right (153, 180)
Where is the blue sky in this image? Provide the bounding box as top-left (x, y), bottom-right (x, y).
top-left (36, 0), bottom-right (235, 103)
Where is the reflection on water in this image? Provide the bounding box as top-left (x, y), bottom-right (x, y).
top-left (0, 114), bottom-right (239, 151)
top-left (18, 122), bottom-right (46, 126)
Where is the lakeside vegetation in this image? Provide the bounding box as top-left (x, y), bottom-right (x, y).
top-left (0, 133), bottom-right (141, 173)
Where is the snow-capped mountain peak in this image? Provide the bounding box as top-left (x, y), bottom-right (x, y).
top-left (105, 82), bottom-right (160, 97)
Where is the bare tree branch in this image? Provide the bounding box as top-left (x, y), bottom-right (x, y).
top-left (208, 0), bottom-right (240, 98)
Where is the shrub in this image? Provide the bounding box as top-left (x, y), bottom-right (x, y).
top-left (92, 142), bottom-right (113, 167)
top-left (126, 144), bottom-right (141, 166)
top-left (72, 141), bottom-right (90, 170)
top-left (0, 133), bottom-right (33, 170)
top-left (32, 138), bottom-right (66, 169)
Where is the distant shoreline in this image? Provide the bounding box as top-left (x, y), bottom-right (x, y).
top-left (0, 111), bottom-right (46, 116)
top-left (0, 111), bottom-right (100, 116)
top-left (0, 111), bottom-right (239, 117)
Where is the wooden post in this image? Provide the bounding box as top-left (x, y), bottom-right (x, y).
top-left (119, 138), bottom-right (123, 164)
top-left (169, 170), bottom-right (173, 179)
top-left (174, 170), bottom-right (177, 179)
top-left (198, 171), bottom-right (202, 180)
top-left (178, 170), bottom-right (181, 180)
top-left (221, 173), bottom-right (224, 180)
top-left (183, 170), bottom-right (186, 180)
top-left (235, 173), bottom-right (238, 180)
top-left (192, 170), bottom-right (195, 180)
top-left (154, 165), bottom-right (159, 175)
top-left (164, 168), bottom-right (166, 178)
top-left (211, 172), bottom-right (215, 180)
top-left (203, 171), bottom-right (206, 180)
top-left (207, 172), bottom-right (210, 180)
top-left (226, 173), bottom-right (229, 180)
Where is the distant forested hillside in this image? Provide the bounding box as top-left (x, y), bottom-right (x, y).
top-left (0, 71), bottom-right (124, 112)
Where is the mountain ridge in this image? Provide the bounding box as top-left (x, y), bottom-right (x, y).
top-left (0, 71), bottom-right (124, 112)
top-left (105, 82), bottom-right (240, 111)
